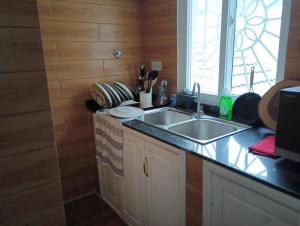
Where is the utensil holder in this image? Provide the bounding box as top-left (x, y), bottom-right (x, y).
top-left (140, 91), bottom-right (152, 108)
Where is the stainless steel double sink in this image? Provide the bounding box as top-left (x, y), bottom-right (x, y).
top-left (142, 107), bottom-right (249, 144)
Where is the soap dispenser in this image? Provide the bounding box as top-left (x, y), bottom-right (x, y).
top-left (219, 86), bottom-right (233, 120)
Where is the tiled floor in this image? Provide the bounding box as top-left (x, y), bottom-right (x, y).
top-left (65, 194), bottom-right (126, 226)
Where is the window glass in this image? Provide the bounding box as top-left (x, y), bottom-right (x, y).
top-left (232, 0), bottom-right (284, 96)
top-left (189, 0), bottom-right (223, 94)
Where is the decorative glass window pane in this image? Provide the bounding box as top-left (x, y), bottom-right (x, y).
top-left (189, 0), bottom-right (223, 94)
top-left (231, 0), bottom-right (283, 96)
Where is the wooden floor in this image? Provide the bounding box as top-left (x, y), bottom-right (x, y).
top-left (65, 194), bottom-right (127, 226)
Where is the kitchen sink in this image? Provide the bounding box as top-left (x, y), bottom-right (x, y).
top-left (142, 107), bottom-right (249, 144)
top-left (168, 117), bottom-right (249, 144)
top-left (143, 108), bottom-right (193, 126)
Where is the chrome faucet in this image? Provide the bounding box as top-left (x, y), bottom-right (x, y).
top-left (192, 82), bottom-right (204, 118)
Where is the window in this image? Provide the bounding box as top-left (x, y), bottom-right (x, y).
top-left (178, 0), bottom-right (291, 105)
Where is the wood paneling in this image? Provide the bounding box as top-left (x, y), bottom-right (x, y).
top-left (38, 0), bottom-right (143, 202)
top-left (99, 24), bottom-right (142, 42)
top-left (0, 1), bottom-right (65, 224)
top-left (0, 28), bottom-right (45, 72)
top-left (51, 1), bottom-right (141, 24)
top-left (187, 213), bottom-right (202, 226)
top-left (51, 96), bottom-right (89, 116)
top-left (143, 20), bottom-right (176, 42)
top-left (104, 59), bottom-right (138, 76)
top-left (42, 42), bottom-right (58, 62)
top-left (58, 142), bottom-right (95, 201)
top-left (142, 0), bottom-right (175, 7)
top-left (95, 0), bottom-right (140, 7)
top-left (0, 147), bottom-right (59, 197)
top-left (54, 114), bottom-right (91, 148)
top-left (37, 0), bottom-right (53, 21)
top-left (0, 0), bottom-right (40, 27)
top-left (0, 71), bottom-right (50, 117)
top-left (144, 40), bottom-right (177, 58)
top-left (142, 0), bottom-right (177, 94)
top-left (48, 81), bottom-right (62, 100)
top-left (286, 29), bottom-right (300, 58)
top-left (285, 0), bottom-right (300, 79)
top-left (40, 21), bottom-right (99, 42)
top-left (61, 77), bottom-right (107, 98)
top-left (0, 111), bottom-right (55, 158)
top-left (289, 1), bottom-right (300, 30)
top-left (55, 41), bottom-right (141, 61)
top-left (186, 153), bottom-right (203, 226)
top-left (46, 60), bottom-right (104, 81)
top-left (143, 0), bottom-right (176, 25)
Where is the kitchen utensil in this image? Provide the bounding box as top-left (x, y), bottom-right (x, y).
top-left (258, 79), bottom-right (300, 130)
top-left (140, 64), bottom-right (146, 78)
top-left (139, 65), bottom-right (146, 92)
top-left (150, 78), bottom-right (158, 89)
top-left (232, 66), bottom-right (262, 125)
top-left (109, 106), bottom-right (144, 118)
top-left (143, 72), bottom-right (148, 92)
top-left (146, 70), bottom-right (158, 93)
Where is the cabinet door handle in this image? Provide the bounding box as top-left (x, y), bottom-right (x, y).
top-left (143, 157), bottom-right (149, 177)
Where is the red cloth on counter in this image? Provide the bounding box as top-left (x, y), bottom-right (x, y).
top-left (249, 136), bottom-right (275, 158)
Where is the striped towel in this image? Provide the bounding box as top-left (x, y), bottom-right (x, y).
top-left (94, 111), bottom-right (124, 177)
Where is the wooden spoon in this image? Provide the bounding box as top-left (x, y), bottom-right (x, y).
top-left (146, 71), bottom-right (158, 93)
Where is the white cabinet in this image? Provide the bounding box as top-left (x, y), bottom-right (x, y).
top-left (145, 143), bottom-right (185, 226)
top-left (122, 135), bottom-right (146, 226)
top-left (203, 161), bottom-right (300, 226)
top-left (96, 159), bottom-right (122, 215)
top-left (123, 130), bottom-right (186, 226)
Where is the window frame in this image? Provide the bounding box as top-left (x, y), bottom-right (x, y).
top-left (177, 0), bottom-right (292, 106)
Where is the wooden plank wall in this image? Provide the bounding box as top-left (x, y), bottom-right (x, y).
top-left (0, 0), bottom-right (65, 225)
top-left (37, 0), bottom-right (143, 201)
top-left (186, 153), bottom-right (203, 226)
top-left (142, 0), bottom-right (177, 94)
top-left (285, 0), bottom-right (300, 79)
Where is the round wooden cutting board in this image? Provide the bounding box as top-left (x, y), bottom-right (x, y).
top-left (258, 79), bottom-right (300, 131)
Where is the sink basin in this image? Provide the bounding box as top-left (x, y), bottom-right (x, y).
top-left (168, 118), bottom-right (248, 144)
top-left (144, 108), bottom-right (193, 126)
top-left (141, 107), bottom-right (249, 144)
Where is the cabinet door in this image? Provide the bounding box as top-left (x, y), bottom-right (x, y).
top-left (145, 142), bottom-right (185, 226)
top-left (123, 134), bottom-right (146, 226)
top-left (203, 162), bottom-right (300, 226)
top-left (97, 162), bottom-right (121, 214)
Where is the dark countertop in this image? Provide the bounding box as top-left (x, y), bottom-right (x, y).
top-left (123, 119), bottom-right (300, 200)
